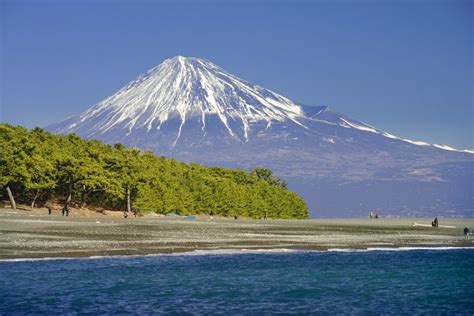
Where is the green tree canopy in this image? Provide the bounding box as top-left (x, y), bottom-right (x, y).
top-left (0, 124), bottom-right (308, 219)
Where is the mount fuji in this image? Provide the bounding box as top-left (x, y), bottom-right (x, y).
top-left (48, 56), bottom-right (473, 218)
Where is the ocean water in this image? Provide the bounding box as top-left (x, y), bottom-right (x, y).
top-left (1, 249), bottom-right (473, 314)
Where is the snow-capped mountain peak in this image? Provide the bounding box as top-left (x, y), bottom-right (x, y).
top-left (50, 56), bottom-right (471, 154)
top-left (48, 56), bottom-right (473, 217)
top-left (59, 56), bottom-right (304, 142)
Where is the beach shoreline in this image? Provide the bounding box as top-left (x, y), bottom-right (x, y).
top-left (1, 208), bottom-right (472, 260)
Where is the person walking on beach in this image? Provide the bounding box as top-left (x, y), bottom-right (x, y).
top-left (464, 226), bottom-right (471, 240)
top-left (62, 204), bottom-right (69, 216)
top-left (432, 217), bottom-right (438, 227)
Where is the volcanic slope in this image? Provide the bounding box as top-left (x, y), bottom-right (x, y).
top-left (49, 56), bottom-right (474, 217)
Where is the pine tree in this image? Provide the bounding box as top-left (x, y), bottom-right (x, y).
top-left (0, 124), bottom-right (309, 219)
top-left (0, 125), bottom-right (31, 209)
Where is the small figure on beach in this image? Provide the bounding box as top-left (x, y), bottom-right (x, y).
top-left (234, 215), bottom-right (238, 220)
top-left (62, 205), bottom-right (69, 216)
top-left (431, 217), bottom-right (438, 228)
top-left (369, 210), bottom-right (378, 219)
top-left (47, 206), bottom-right (52, 215)
top-left (464, 226), bottom-right (470, 240)
top-left (123, 211), bottom-right (128, 219)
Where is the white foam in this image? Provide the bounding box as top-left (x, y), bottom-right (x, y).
top-left (0, 257), bottom-right (80, 262)
top-left (327, 246), bottom-right (473, 253)
top-left (0, 249), bottom-right (302, 262)
top-left (179, 248), bottom-right (301, 256)
top-left (1, 247), bottom-right (471, 262)
top-left (327, 248), bottom-right (368, 252)
top-left (90, 248), bottom-right (303, 259)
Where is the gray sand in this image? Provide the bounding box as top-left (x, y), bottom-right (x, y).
top-left (0, 209), bottom-right (472, 259)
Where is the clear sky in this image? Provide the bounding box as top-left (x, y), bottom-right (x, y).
top-left (1, 0), bottom-right (472, 148)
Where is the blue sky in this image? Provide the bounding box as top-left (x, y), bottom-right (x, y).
top-left (1, 0), bottom-right (472, 148)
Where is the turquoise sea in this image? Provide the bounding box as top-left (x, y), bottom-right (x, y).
top-left (1, 248), bottom-right (473, 314)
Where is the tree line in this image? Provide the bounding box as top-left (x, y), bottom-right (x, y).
top-left (0, 124), bottom-right (308, 219)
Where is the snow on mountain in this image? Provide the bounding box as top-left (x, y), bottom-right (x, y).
top-left (48, 56), bottom-right (474, 217)
top-left (56, 56), bottom-right (305, 144)
top-left (51, 56), bottom-right (470, 154)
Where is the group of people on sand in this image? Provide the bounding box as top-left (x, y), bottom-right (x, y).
top-left (432, 216), bottom-right (471, 240)
top-left (42, 205), bottom-right (474, 241)
top-left (123, 210), bottom-right (139, 218)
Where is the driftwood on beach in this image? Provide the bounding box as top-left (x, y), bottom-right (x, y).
top-left (413, 222), bottom-right (456, 229)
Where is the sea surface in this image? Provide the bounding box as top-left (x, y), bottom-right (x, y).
top-left (1, 248), bottom-right (473, 314)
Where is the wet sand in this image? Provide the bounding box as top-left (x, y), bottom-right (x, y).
top-left (0, 208), bottom-right (472, 259)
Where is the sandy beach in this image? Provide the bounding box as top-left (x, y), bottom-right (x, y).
top-left (0, 208), bottom-right (472, 259)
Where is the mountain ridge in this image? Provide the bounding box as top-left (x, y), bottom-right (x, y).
top-left (52, 56), bottom-right (306, 144)
top-left (50, 56), bottom-right (472, 153)
top-left (48, 56), bottom-right (474, 217)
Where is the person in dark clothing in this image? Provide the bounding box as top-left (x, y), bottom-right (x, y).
top-left (432, 217), bottom-right (438, 227)
top-left (62, 205), bottom-right (69, 216)
top-left (464, 226), bottom-right (471, 240)
top-left (47, 206), bottom-right (52, 215)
